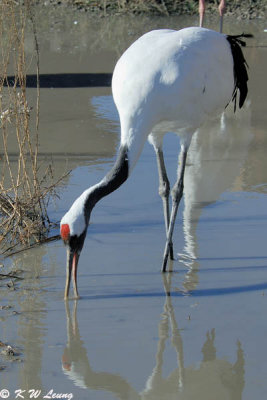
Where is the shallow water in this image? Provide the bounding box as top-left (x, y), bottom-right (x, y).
top-left (1, 8), bottom-right (267, 400)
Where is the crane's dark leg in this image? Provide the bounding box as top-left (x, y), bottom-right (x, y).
top-left (155, 148), bottom-right (174, 260)
top-left (162, 147), bottom-right (188, 272)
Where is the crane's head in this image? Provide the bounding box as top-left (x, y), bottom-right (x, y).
top-left (60, 204), bottom-right (88, 299)
top-left (59, 151), bottom-right (128, 298)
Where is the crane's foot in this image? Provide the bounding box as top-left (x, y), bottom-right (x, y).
top-left (169, 242), bottom-right (174, 261)
top-left (64, 295), bottom-right (80, 301)
top-left (162, 237), bottom-right (175, 271)
top-left (162, 243), bottom-right (172, 272)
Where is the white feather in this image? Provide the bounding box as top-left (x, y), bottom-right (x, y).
top-left (112, 27), bottom-right (234, 171)
top-left (60, 182), bottom-right (102, 236)
top-left (62, 27), bottom-right (236, 237)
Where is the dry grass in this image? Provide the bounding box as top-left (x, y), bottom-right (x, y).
top-left (0, 1), bottom-right (61, 256)
top-left (55, 0), bottom-right (266, 17)
top-left (69, 0), bottom-right (199, 15)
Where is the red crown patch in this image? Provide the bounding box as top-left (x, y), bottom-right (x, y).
top-left (60, 224), bottom-right (70, 241)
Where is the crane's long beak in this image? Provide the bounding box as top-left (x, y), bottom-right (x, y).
top-left (65, 248), bottom-right (80, 300)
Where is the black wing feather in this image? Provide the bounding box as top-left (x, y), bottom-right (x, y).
top-left (226, 33), bottom-right (253, 111)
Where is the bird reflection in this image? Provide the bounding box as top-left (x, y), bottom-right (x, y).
top-left (180, 101), bottom-right (252, 291)
top-left (62, 278), bottom-right (245, 399)
top-left (62, 300), bottom-right (137, 399)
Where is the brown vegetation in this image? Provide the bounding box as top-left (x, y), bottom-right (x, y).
top-left (0, 1), bottom-right (61, 256)
top-left (50, 0), bottom-right (266, 18)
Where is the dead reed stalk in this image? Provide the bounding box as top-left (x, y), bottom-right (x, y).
top-left (0, 1), bottom-right (60, 256)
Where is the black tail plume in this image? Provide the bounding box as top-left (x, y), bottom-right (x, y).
top-left (226, 33), bottom-right (253, 111)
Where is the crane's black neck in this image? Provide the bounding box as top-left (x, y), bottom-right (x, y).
top-left (84, 145), bottom-right (129, 222)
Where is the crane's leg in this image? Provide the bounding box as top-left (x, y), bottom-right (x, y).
top-left (218, 0), bottom-right (226, 33)
top-left (162, 147), bottom-right (188, 272)
top-left (155, 148), bottom-right (174, 260)
top-left (199, 0), bottom-right (205, 27)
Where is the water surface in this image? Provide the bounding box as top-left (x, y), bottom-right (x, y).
top-left (1, 9), bottom-right (267, 400)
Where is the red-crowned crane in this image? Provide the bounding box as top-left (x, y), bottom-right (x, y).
top-left (60, 27), bottom-right (250, 299)
top-left (199, 0), bottom-right (226, 32)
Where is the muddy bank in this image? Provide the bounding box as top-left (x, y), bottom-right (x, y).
top-left (43, 0), bottom-right (266, 19)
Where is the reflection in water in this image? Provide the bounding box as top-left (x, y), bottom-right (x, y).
top-left (181, 101), bottom-right (252, 291)
top-left (62, 277), bottom-right (245, 400)
top-left (12, 249), bottom-right (48, 393)
top-left (0, 10), bottom-right (266, 397)
top-left (63, 301), bottom-right (138, 399)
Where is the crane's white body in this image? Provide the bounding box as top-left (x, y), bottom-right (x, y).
top-left (112, 27), bottom-right (234, 172)
top-left (61, 26), bottom-right (250, 298)
top-left (63, 27), bottom-right (235, 237)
